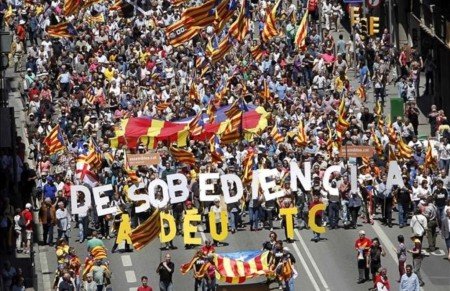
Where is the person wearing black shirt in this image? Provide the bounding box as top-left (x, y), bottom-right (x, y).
top-left (368, 238), bottom-right (385, 282)
top-left (58, 272), bottom-right (75, 291)
top-left (433, 180), bottom-right (448, 227)
top-left (193, 251), bottom-right (207, 291)
top-left (394, 177), bottom-right (412, 228)
top-left (157, 253), bottom-right (175, 291)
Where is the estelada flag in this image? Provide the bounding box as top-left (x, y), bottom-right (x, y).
top-left (213, 250), bottom-right (271, 283)
top-left (261, 0), bottom-right (281, 43)
top-left (43, 124), bottom-right (66, 154)
top-left (130, 210), bottom-right (161, 251)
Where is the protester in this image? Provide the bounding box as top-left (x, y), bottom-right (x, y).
top-left (157, 253), bottom-right (174, 291)
top-left (394, 235), bottom-right (407, 282)
top-left (21, 203), bottom-right (33, 254)
top-left (137, 275), bottom-right (153, 291)
top-left (399, 264), bottom-right (420, 291)
top-left (355, 230), bottom-right (371, 284)
top-left (408, 239), bottom-right (425, 287)
top-left (3, 0), bottom-right (450, 290)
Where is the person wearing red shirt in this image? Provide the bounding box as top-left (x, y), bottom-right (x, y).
top-left (16, 20), bottom-right (26, 48)
top-left (373, 267), bottom-right (391, 291)
top-left (22, 203), bottom-right (33, 254)
top-left (137, 276), bottom-right (153, 291)
top-left (355, 230), bottom-right (372, 283)
top-left (309, 194), bottom-right (323, 242)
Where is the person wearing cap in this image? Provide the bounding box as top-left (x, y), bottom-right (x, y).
top-left (38, 197), bottom-right (56, 246)
top-left (407, 238), bottom-right (425, 286)
top-left (355, 230), bottom-right (372, 284)
top-left (21, 203), bottom-right (33, 254)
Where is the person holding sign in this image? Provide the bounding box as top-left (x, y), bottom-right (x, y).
top-left (355, 230), bottom-right (372, 284)
top-left (309, 194), bottom-right (323, 242)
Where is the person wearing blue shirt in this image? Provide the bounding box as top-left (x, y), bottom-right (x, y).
top-left (275, 80), bottom-right (287, 100)
top-left (399, 264), bottom-right (420, 291)
top-left (43, 177), bottom-right (57, 202)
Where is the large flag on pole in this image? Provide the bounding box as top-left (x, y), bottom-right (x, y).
top-left (294, 7), bottom-right (309, 50)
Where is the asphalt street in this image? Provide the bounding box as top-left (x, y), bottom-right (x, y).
top-left (35, 207), bottom-right (450, 291)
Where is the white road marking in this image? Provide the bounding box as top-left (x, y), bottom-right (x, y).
top-left (295, 229), bottom-right (331, 291)
top-left (125, 270), bottom-right (137, 283)
top-left (129, 288), bottom-right (138, 291)
top-left (371, 221), bottom-right (424, 291)
top-left (121, 254), bottom-right (133, 267)
top-left (291, 234), bottom-right (321, 291)
top-left (39, 251), bottom-right (51, 290)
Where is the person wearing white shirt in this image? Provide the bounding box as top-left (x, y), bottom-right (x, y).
top-left (410, 210), bottom-right (427, 243)
top-left (56, 202), bottom-right (70, 242)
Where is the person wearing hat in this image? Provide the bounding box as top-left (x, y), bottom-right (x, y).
top-left (407, 238), bottom-right (425, 286)
top-left (355, 230), bottom-right (372, 283)
top-left (21, 203), bottom-right (33, 254)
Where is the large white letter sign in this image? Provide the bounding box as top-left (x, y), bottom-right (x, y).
top-left (323, 165), bottom-right (342, 196)
top-left (167, 173), bottom-right (189, 204)
top-left (92, 185), bottom-right (116, 216)
top-left (386, 161), bottom-right (405, 189)
top-left (350, 164), bottom-right (358, 193)
top-left (220, 174), bottom-right (244, 204)
top-left (259, 169), bottom-right (284, 201)
top-left (70, 185), bottom-right (91, 215)
top-left (290, 161), bottom-right (312, 191)
top-left (148, 179), bottom-right (170, 208)
top-left (128, 182), bottom-right (150, 213)
top-left (251, 170), bottom-right (260, 200)
top-left (199, 173), bottom-right (220, 202)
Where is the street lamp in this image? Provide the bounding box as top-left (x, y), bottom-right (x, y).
top-left (0, 31), bottom-right (13, 108)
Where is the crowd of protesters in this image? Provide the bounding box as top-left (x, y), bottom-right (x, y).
top-left (1, 0), bottom-right (450, 290)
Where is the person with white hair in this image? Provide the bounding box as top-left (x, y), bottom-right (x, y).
top-left (56, 201), bottom-right (70, 243)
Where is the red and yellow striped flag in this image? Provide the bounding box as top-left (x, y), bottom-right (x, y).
top-left (210, 38), bottom-right (233, 63)
top-left (86, 13), bottom-right (105, 24)
top-left (90, 246), bottom-right (107, 261)
top-left (63, 0), bottom-right (80, 16)
top-left (228, 0), bottom-right (250, 42)
top-left (214, 251), bottom-right (270, 283)
top-left (397, 138), bottom-right (413, 159)
top-left (130, 210), bottom-right (161, 251)
top-left (189, 82), bottom-right (199, 102)
top-left (294, 8), bottom-right (309, 50)
top-left (242, 151), bottom-right (255, 184)
top-left (250, 45), bottom-right (263, 61)
top-left (261, 0), bottom-right (281, 43)
top-left (169, 146), bottom-right (196, 166)
top-left (43, 124), bottom-right (66, 154)
top-left (356, 85), bottom-right (367, 102)
top-left (270, 125), bottom-right (284, 143)
top-left (156, 102), bottom-right (170, 112)
top-left (46, 22), bottom-right (78, 38)
top-left (295, 120), bottom-right (308, 147)
top-left (424, 140), bottom-right (436, 168)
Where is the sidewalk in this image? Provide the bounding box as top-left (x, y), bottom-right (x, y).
top-left (0, 46), bottom-right (37, 290)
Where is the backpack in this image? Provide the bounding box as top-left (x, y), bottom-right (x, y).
top-left (18, 212), bottom-right (26, 228)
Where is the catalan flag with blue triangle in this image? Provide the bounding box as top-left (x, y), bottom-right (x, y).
top-left (43, 124), bottom-right (66, 154)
